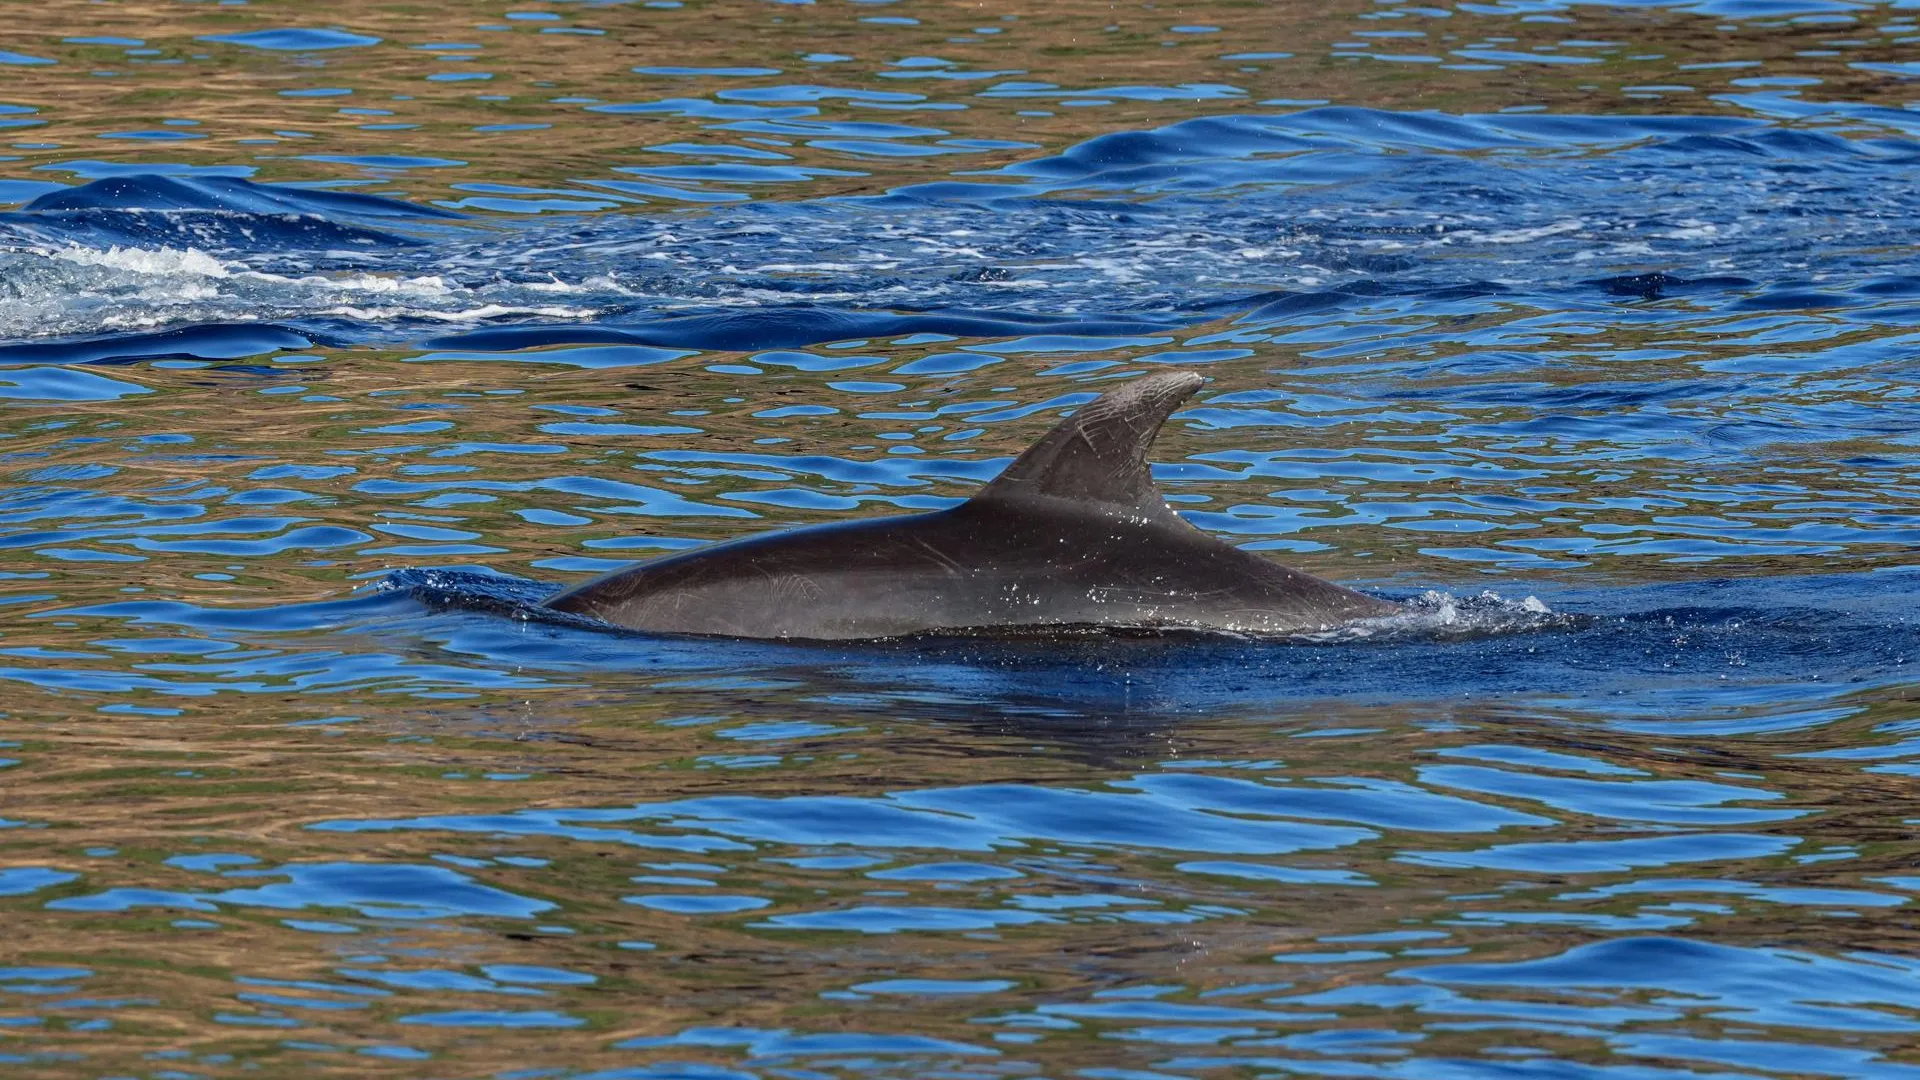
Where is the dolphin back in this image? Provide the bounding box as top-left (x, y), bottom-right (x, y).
top-left (541, 370), bottom-right (1397, 639)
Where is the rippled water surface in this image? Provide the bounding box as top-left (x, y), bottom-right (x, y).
top-left (6, 0), bottom-right (1920, 1076)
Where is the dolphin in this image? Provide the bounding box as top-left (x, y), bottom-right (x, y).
top-left (543, 370), bottom-right (1398, 640)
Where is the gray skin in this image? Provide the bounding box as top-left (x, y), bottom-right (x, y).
top-left (544, 370), bottom-right (1398, 640)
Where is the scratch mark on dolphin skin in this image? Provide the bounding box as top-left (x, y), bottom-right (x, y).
top-left (914, 537), bottom-right (969, 578)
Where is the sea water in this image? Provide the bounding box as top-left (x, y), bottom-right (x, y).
top-left (3, 1), bottom-right (1920, 1077)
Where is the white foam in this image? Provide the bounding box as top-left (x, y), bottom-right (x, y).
top-left (1448, 219), bottom-right (1587, 245)
top-left (1302, 589), bottom-right (1569, 642)
top-left (52, 244), bottom-right (233, 277)
top-left (0, 240), bottom-right (624, 338)
top-left (321, 303), bottom-right (594, 322)
top-left (284, 271), bottom-right (455, 296)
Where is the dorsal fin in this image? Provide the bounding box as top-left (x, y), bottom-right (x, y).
top-left (973, 370), bottom-right (1204, 515)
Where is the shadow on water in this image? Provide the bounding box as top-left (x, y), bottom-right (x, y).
top-left (55, 558), bottom-right (1912, 732)
top-left (343, 565), bottom-right (1919, 733)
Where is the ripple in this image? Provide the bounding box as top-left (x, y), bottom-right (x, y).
top-left (1412, 938), bottom-right (1920, 1032)
top-left (197, 29), bottom-right (383, 51)
top-left (47, 862), bottom-right (553, 920)
top-left (626, 894), bottom-right (770, 914)
top-left (0, 868), bottom-right (79, 896)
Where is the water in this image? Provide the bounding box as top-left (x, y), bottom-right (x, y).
top-left (4, 0), bottom-right (1920, 1076)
